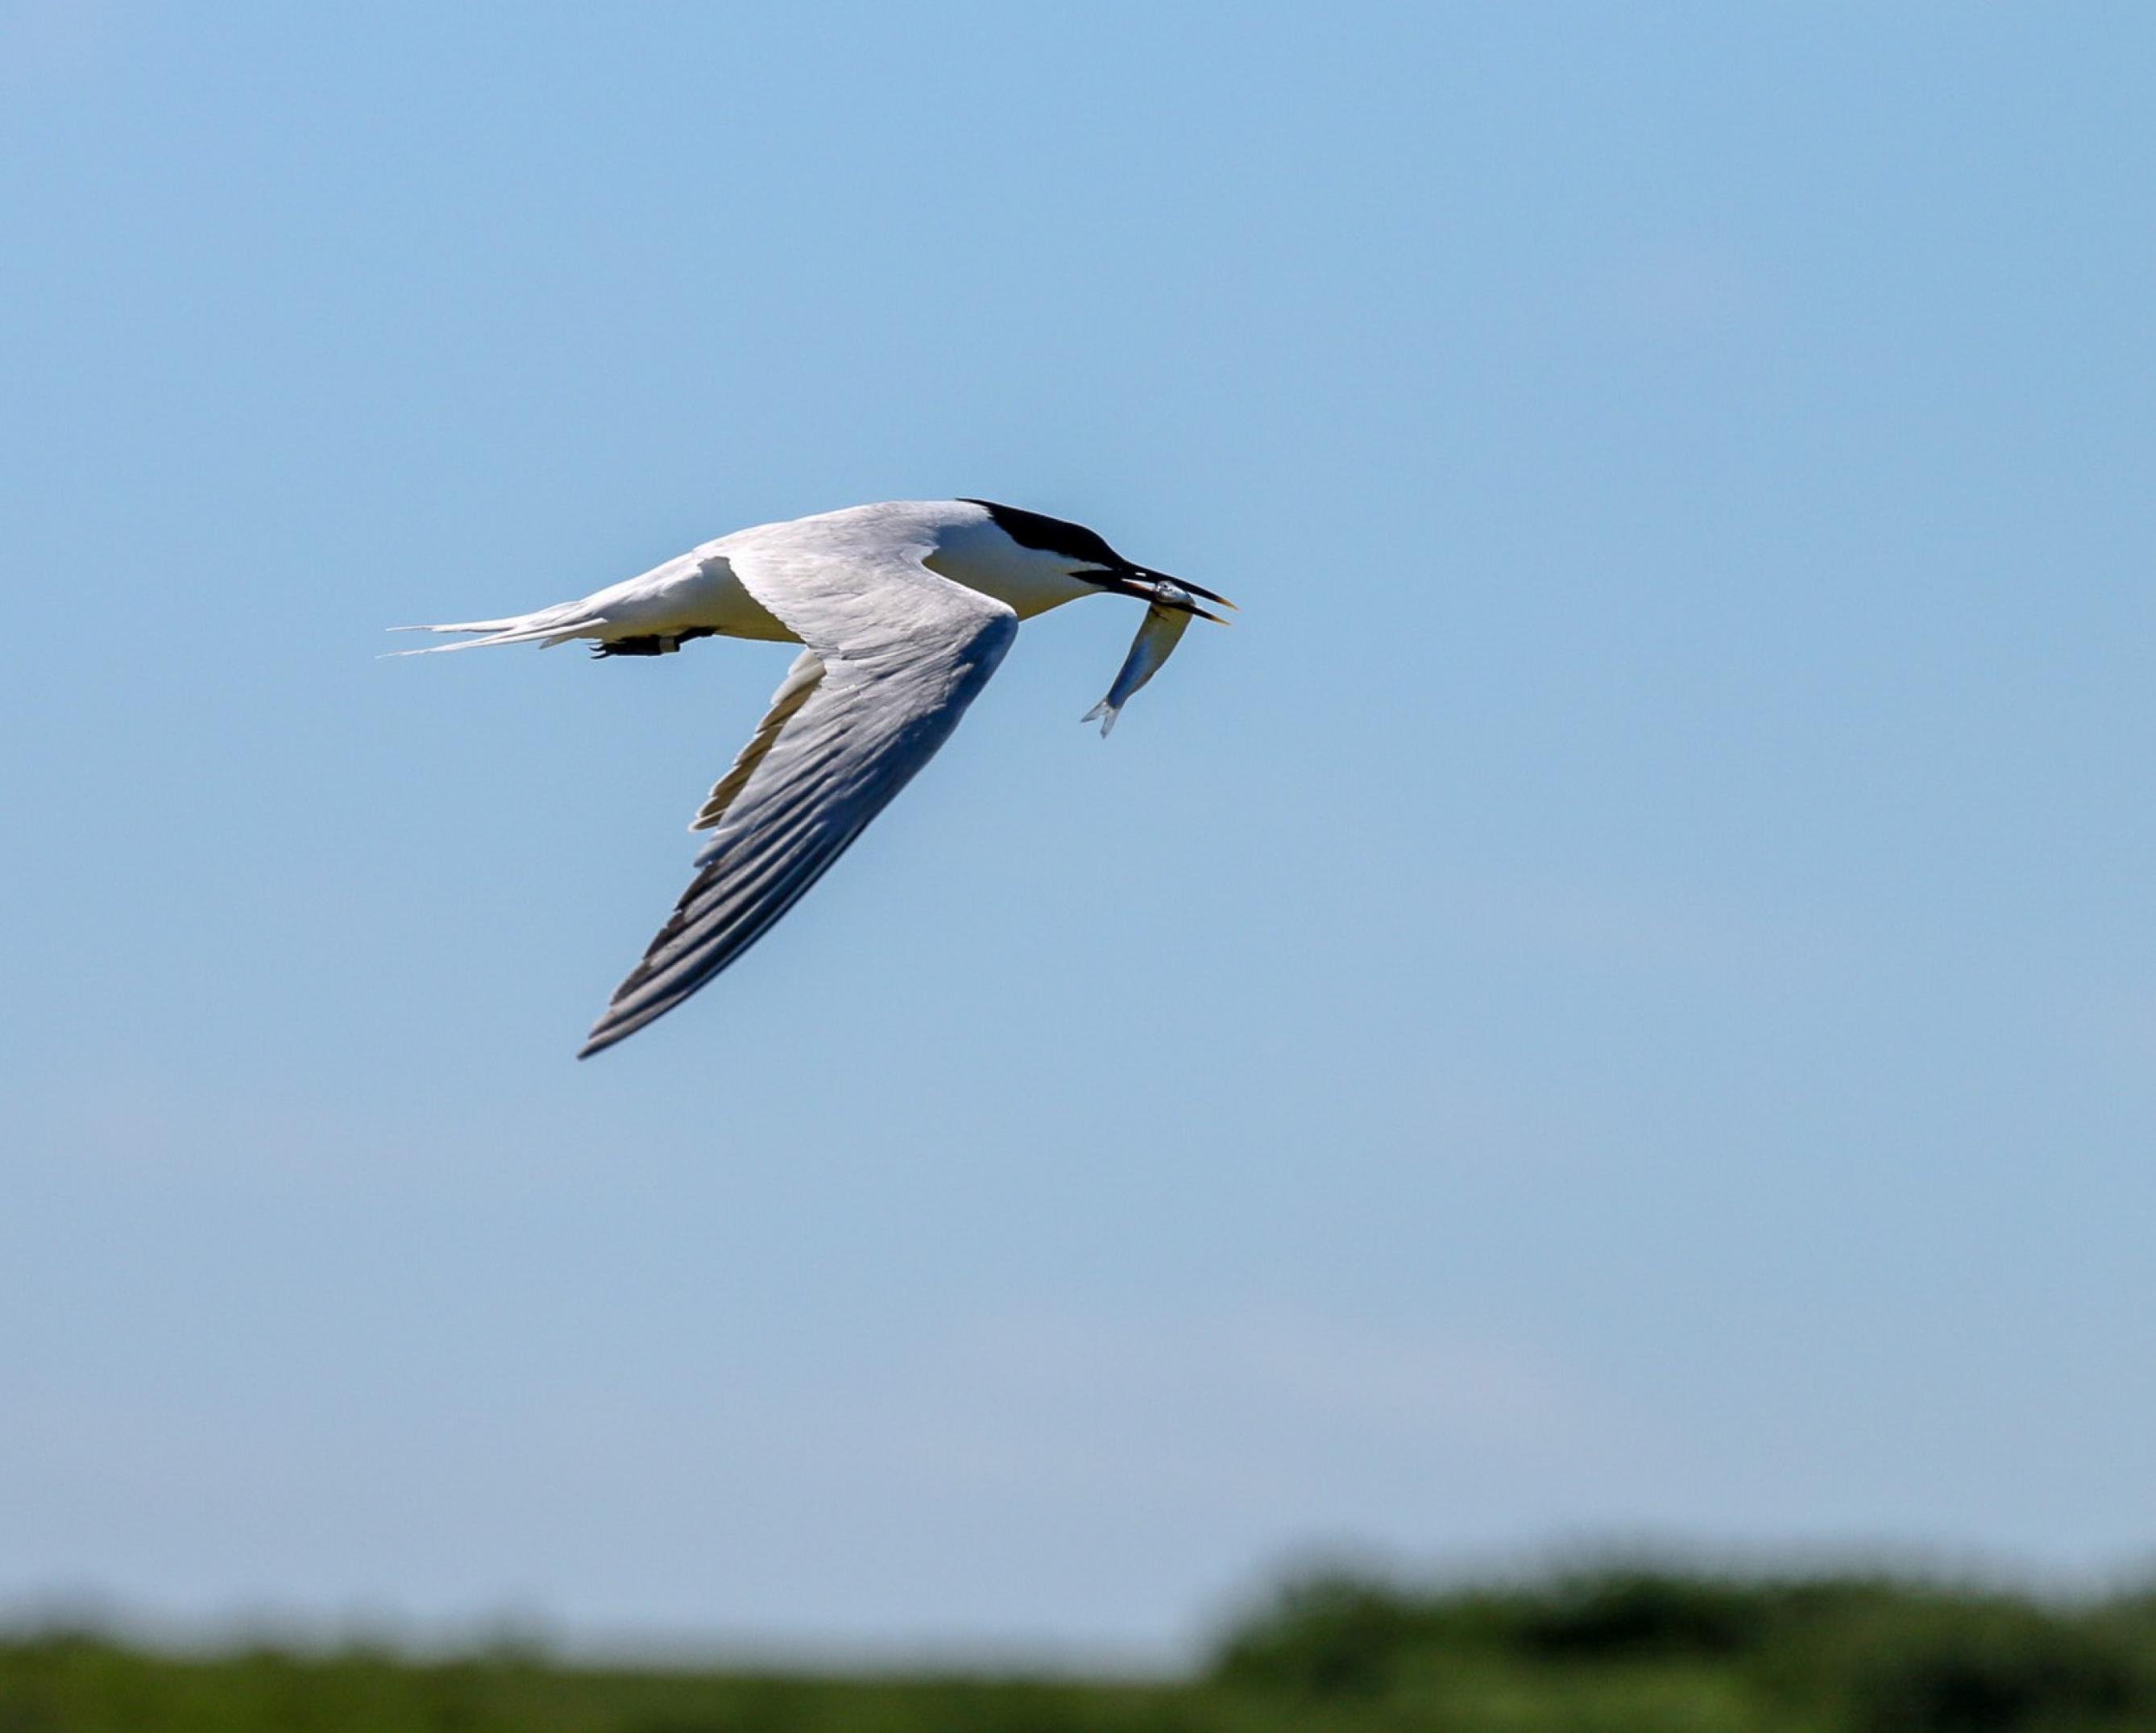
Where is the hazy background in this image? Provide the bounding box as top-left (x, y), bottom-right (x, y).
top-left (3, 0), bottom-right (2151, 1662)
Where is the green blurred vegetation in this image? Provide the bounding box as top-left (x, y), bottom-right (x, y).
top-left (8, 1566), bottom-right (2156, 1732)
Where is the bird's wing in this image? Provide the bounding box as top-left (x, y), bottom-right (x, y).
top-left (688, 647), bottom-right (825, 832)
top-left (579, 543), bottom-right (1019, 1057)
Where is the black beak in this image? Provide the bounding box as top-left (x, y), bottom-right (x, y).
top-left (1101, 564), bottom-right (1238, 623)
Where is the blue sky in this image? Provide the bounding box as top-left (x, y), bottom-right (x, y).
top-left (3, 0), bottom-right (2153, 1660)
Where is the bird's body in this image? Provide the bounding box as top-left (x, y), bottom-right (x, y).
top-left (399, 500), bottom-right (1228, 1056)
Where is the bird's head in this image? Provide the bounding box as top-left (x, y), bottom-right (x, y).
top-left (939, 499), bottom-right (1235, 622)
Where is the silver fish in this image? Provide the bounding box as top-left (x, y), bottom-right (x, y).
top-left (1082, 585), bottom-right (1196, 737)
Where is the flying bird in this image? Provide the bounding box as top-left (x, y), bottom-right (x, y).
top-left (396, 500), bottom-right (1231, 1057)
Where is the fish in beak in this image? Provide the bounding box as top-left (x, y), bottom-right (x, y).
top-left (1082, 572), bottom-right (1235, 737)
top-left (1098, 566), bottom-right (1237, 624)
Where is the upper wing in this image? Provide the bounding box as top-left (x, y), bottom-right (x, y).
top-left (578, 543), bottom-right (1019, 1057)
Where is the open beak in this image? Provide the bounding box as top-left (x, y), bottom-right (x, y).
top-left (1106, 566), bottom-right (1238, 624)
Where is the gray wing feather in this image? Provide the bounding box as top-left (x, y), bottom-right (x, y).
top-left (580, 545), bottom-right (1018, 1057)
top-left (690, 648), bottom-right (824, 831)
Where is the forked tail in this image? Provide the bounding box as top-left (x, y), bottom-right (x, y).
top-left (384, 600), bottom-right (613, 656)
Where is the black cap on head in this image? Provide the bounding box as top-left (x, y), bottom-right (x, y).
top-left (962, 500), bottom-right (1126, 570)
top-left (963, 499), bottom-right (1236, 616)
